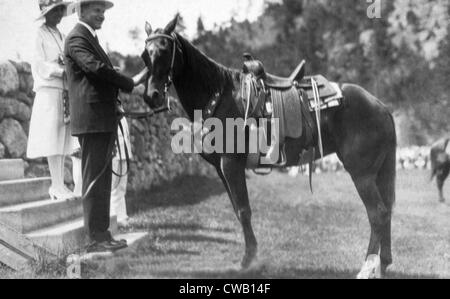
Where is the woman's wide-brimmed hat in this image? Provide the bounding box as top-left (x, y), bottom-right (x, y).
top-left (36, 0), bottom-right (73, 21)
top-left (66, 0), bottom-right (114, 15)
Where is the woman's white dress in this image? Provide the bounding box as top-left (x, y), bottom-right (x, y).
top-left (27, 24), bottom-right (75, 159)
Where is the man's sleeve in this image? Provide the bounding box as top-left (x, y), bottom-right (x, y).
top-left (67, 36), bottom-right (134, 93)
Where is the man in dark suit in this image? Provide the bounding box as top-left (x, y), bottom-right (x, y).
top-left (64, 0), bottom-right (146, 252)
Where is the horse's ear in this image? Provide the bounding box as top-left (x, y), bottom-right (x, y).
top-left (145, 21), bottom-right (153, 36)
top-left (243, 53), bottom-right (254, 61)
top-left (164, 13), bottom-right (179, 34)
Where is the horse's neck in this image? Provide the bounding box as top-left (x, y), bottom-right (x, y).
top-left (173, 36), bottom-right (238, 121)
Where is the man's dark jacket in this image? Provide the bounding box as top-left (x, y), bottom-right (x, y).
top-left (64, 24), bottom-right (134, 136)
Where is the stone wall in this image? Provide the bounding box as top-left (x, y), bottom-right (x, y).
top-left (119, 90), bottom-right (215, 191)
top-left (0, 60), bottom-right (33, 160)
top-left (0, 60), bottom-right (214, 191)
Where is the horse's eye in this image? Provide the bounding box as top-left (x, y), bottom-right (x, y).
top-left (160, 39), bottom-right (169, 47)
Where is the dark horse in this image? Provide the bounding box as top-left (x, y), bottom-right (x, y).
top-left (140, 16), bottom-right (397, 278)
top-left (430, 137), bottom-right (450, 202)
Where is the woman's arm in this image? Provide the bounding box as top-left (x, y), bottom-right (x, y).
top-left (33, 30), bottom-right (64, 79)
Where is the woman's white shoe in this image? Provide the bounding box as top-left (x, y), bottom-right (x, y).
top-left (49, 187), bottom-right (75, 201)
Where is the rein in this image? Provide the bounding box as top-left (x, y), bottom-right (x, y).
top-left (120, 106), bottom-right (170, 120)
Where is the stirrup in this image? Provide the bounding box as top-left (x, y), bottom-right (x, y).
top-left (265, 144), bottom-right (287, 167)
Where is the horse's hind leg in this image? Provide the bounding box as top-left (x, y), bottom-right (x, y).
top-left (352, 174), bottom-right (389, 279)
top-left (217, 155), bottom-right (257, 269)
top-left (436, 165), bottom-right (449, 203)
top-left (376, 149), bottom-right (396, 275)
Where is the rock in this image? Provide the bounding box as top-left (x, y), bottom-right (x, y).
top-left (25, 161), bottom-right (49, 178)
top-left (0, 142), bottom-right (5, 158)
top-left (0, 61), bottom-right (20, 96)
top-left (8, 61), bottom-right (31, 74)
top-left (0, 118), bottom-right (28, 158)
top-left (133, 134), bottom-right (146, 160)
top-left (0, 102), bottom-right (4, 120)
top-left (16, 92), bottom-right (34, 107)
top-left (21, 120), bottom-right (30, 136)
top-left (131, 119), bottom-right (146, 133)
top-left (20, 61), bottom-right (32, 74)
top-left (19, 73), bottom-right (34, 93)
top-left (0, 97), bottom-right (32, 122)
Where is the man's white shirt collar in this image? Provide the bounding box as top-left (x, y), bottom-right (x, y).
top-left (78, 21), bottom-right (97, 38)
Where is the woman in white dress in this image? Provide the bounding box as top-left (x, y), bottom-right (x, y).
top-left (27, 0), bottom-right (75, 200)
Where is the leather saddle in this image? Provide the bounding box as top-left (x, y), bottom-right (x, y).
top-left (242, 53), bottom-right (339, 101)
top-left (242, 54), bottom-right (314, 169)
top-left (242, 53), bottom-right (306, 89)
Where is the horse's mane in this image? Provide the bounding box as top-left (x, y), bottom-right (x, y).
top-left (173, 32), bottom-right (239, 101)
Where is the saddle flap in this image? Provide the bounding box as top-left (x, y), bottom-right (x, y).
top-left (271, 87), bottom-right (303, 141)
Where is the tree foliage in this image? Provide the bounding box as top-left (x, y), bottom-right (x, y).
top-left (112, 1), bottom-right (449, 144)
top-left (190, 0), bottom-right (449, 143)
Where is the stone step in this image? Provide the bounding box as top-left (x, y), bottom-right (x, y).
top-left (0, 177), bottom-right (51, 207)
top-left (27, 216), bottom-right (118, 255)
top-left (0, 222), bottom-right (38, 259)
top-left (0, 241), bottom-right (32, 271)
top-left (0, 159), bottom-right (24, 181)
top-left (0, 197), bottom-right (82, 234)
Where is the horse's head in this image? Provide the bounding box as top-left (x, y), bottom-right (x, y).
top-left (141, 14), bottom-right (181, 110)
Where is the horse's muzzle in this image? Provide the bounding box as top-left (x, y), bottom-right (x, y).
top-left (144, 89), bottom-right (165, 110)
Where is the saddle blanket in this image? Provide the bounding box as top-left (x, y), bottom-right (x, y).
top-left (307, 82), bottom-right (344, 112)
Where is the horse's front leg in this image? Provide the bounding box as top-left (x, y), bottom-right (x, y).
top-left (217, 154), bottom-right (257, 269)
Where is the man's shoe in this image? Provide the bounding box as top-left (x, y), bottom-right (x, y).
top-left (86, 240), bottom-right (127, 253)
top-left (110, 238), bottom-right (127, 247)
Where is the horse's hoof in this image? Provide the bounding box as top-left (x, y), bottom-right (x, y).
top-left (380, 264), bottom-right (389, 278)
top-left (241, 250), bottom-right (257, 269)
top-left (356, 254), bottom-right (382, 279)
top-left (241, 257), bottom-right (253, 269)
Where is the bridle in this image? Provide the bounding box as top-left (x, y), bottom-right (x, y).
top-left (143, 32), bottom-right (178, 113)
top-left (121, 32), bottom-right (177, 120)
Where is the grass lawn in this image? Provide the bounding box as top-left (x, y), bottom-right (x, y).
top-left (1, 169), bottom-right (449, 279)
